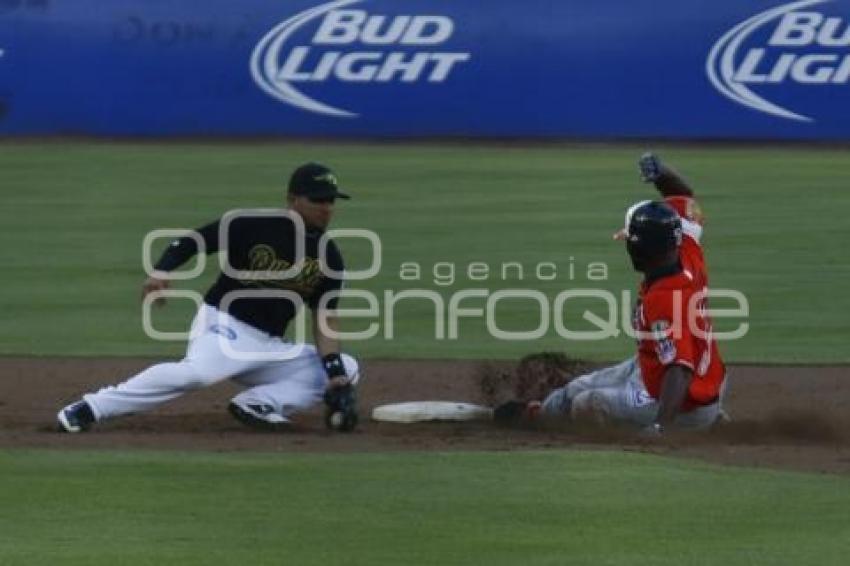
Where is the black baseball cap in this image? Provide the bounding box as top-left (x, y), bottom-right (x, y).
top-left (288, 162), bottom-right (350, 200)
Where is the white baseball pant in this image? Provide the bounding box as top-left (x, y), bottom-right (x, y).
top-left (83, 304), bottom-right (359, 423)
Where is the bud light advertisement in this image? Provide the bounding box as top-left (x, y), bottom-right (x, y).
top-left (1, 0), bottom-right (849, 138)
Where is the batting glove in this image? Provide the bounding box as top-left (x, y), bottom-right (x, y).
top-left (638, 152), bottom-right (662, 183)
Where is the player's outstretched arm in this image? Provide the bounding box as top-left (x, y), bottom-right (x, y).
top-left (312, 311), bottom-right (358, 431)
top-left (141, 274), bottom-right (171, 306)
top-left (312, 312), bottom-right (347, 387)
top-left (653, 364), bottom-right (693, 430)
top-left (639, 152), bottom-right (694, 197)
top-left (142, 220), bottom-right (220, 306)
top-left (152, 220), bottom-right (220, 272)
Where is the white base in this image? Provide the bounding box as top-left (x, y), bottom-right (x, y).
top-left (371, 401), bottom-right (493, 423)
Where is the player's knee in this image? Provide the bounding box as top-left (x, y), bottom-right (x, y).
top-left (540, 386), bottom-right (572, 416)
top-left (179, 361), bottom-right (220, 391)
top-left (180, 375), bottom-right (208, 391)
top-left (342, 354), bottom-right (360, 385)
top-left (570, 390), bottom-right (612, 425)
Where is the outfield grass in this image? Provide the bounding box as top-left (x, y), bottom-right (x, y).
top-left (0, 449), bottom-right (847, 566)
top-left (1, 142), bottom-right (847, 362)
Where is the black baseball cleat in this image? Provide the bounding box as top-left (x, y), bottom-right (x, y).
top-left (227, 401), bottom-right (290, 431)
top-left (57, 400), bottom-right (95, 433)
top-left (493, 400), bottom-right (542, 423)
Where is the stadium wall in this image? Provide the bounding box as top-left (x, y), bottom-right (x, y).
top-left (1, 0), bottom-right (848, 139)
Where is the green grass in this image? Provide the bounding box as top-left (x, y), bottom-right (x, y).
top-left (1, 449), bottom-right (848, 566)
top-left (1, 142), bottom-right (847, 362)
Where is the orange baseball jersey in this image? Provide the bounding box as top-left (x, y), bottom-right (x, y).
top-left (634, 270), bottom-right (726, 411)
top-left (665, 195), bottom-right (708, 290)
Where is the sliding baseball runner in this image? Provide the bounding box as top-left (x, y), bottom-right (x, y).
top-left (497, 153), bottom-right (728, 433)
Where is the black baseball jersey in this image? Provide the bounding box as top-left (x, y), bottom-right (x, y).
top-left (154, 215), bottom-right (344, 337)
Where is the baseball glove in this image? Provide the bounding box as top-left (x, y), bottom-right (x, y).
top-left (323, 383), bottom-right (358, 432)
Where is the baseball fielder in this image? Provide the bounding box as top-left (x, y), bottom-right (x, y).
top-left (58, 162), bottom-right (360, 432)
top-left (498, 153), bottom-right (727, 433)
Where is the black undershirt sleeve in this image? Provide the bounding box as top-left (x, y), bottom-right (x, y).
top-left (309, 242), bottom-right (345, 310)
top-left (153, 220), bottom-right (221, 272)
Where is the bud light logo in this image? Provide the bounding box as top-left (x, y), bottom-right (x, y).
top-left (707, 0), bottom-right (850, 122)
top-left (251, 0), bottom-right (471, 118)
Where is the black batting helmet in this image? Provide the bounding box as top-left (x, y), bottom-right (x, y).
top-left (623, 201), bottom-right (682, 269)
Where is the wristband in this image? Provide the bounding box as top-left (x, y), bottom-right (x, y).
top-left (322, 353), bottom-right (346, 379)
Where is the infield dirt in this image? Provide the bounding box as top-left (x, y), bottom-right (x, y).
top-left (1, 357), bottom-right (848, 475)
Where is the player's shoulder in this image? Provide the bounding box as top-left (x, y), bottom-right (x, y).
top-left (224, 212), bottom-right (297, 230)
top-left (319, 230), bottom-right (342, 250)
top-left (643, 271), bottom-right (697, 307)
top-left (319, 232), bottom-right (345, 268)
top-left (665, 195), bottom-right (705, 243)
top-left (653, 269), bottom-right (697, 290)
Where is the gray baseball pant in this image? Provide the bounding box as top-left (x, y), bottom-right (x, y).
top-left (540, 356), bottom-right (724, 430)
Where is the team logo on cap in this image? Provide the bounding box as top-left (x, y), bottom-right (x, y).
top-left (707, 0), bottom-right (850, 122)
top-left (251, 0), bottom-right (470, 118)
top-left (315, 172), bottom-right (338, 185)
